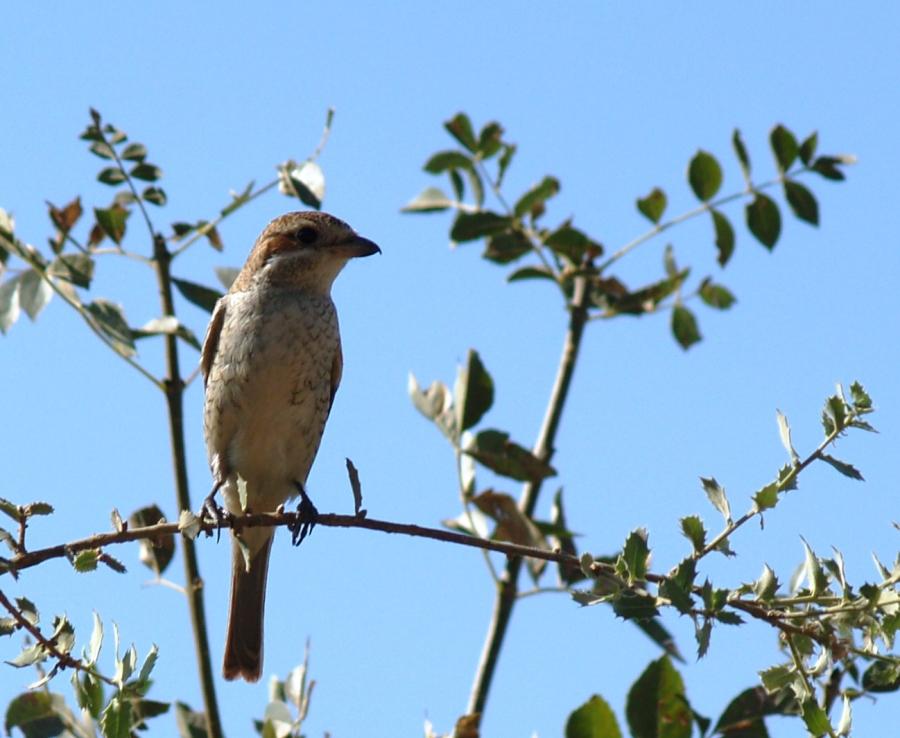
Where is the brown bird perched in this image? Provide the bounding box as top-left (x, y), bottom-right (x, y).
top-left (200, 211), bottom-right (380, 682)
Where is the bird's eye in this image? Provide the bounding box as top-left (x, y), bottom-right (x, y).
top-left (295, 226), bottom-right (318, 245)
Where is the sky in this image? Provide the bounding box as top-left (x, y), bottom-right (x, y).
top-left (1, 3), bottom-right (898, 737)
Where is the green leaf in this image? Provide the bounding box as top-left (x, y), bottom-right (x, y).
top-left (507, 265), bottom-right (556, 283)
top-left (636, 187), bottom-right (667, 224)
top-left (450, 211), bottom-right (512, 242)
top-left (565, 695), bottom-right (622, 738)
top-left (94, 205), bottom-right (130, 245)
top-left (121, 142), bottom-right (147, 161)
top-left (464, 429), bottom-right (556, 482)
top-left (617, 528), bottom-right (650, 584)
top-left (424, 150), bottom-right (472, 174)
top-left (688, 149), bottom-right (723, 201)
top-left (544, 223), bottom-right (602, 262)
top-left (477, 121), bottom-right (504, 158)
top-left (72, 672), bottom-right (105, 718)
top-left (800, 699), bottom-right (831, 737)
top-left (850, 381), bottom-right (873, 411)
top-left (700, 477), bottom-right (731, 522)
top-left (130, 504), bottom-right (175, 575)
top-left (714, 686), bottom-right (794, 737)
top-left (680, 515), bottom-right (706, 554)
top-left (671, 305), bottom-right (701, 349)
top-left (784, 180), bottom-right (819, 225)
top-left (776, 409), bottom-right (800, 463)
top-left (221, 180), bottom-right (255, 217)
top-left (142, 187), bottom-right (167, 207)
top-left (754, 564), bottom-right (779, 601)
top-left (633, 618), bottom-right (684, 663)
top-left (174, 702), bottom-right (209, 738)
top-left (277, 160), bottom-right (324, 209)
top-left (710, 209), bottom-right (735, 267)
top-left (98, 167), bottom-right (127, 186)
top-left (698, 279), bottom-right (735, 309)
top-left (659, 559), bottom-right (696, 614)
top-left (732, 129), bottom-right (751, 180)
top-left (172, 278), bottom-right (222, 313)
top-left (799, 132), bottom-right (818, 165)
top-left (100, 696), bottom-right (133, 738)
top-left (819, 453), bottom-right (864, 481)
top-left (87, 300), bottom-right (136, 357)
top-left (18, 270), bottom-right (52, 320)
top-left (745, 193), bottom-right (781, 249)
top-left (72, 549), bottom-right (100, 572)
top-left (49, 253), bottom-right (95, 288)
top-left (133, 316), bottom-right (201, 351)
top-left (401, 187), bottom-right (454, 213)
top-left (482, 231), bottom-right (532, 264)
top-left (4, 692), bottom-right (65, 737)
top-left (444, 112), bottom-right (478, 153)
top-left (612, 590), bottom-right (660, 620)
top-left (801, 538), bottom-right (829, 596)
top-left (625, 657), bottom-right (691, 738)
top-left (0, 277), bottom-right (20, 333)
top-left (811, 156), bottom-right (846, 181)
top-left (497, 144), bottom-right (516, 186)
top-left (514, 176), bottom-right (560, 218)
top-left (129, 163), bottom-right (162, 182)
top-left (454, 349), bottom-right (494, 431)
top-left (770, 125), bottom-right (799, 171)
top-left (752, 483), bottom-right (779, 512)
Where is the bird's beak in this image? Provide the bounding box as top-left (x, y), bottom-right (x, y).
top-left (341, 235), bottom-right (381, 258)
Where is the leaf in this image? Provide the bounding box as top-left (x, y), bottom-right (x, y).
top-left (671, 305), bottom-right (701, 349)
top-left (625, 657), bottom-right (691, 738)
top-left (18, 270), bottom-right (53, 320)
top-left (754, 564), bottom-right (779, 601)
top-left (408, 374), bottom-right (457, 440)
top-left (544, 223), bottom-right (602, 262)
top-left (221, 180), bottom-right (255, 217)
top-left (401, 187), bottom-right (454, 213)
top-left (101, 696), bottom-right (133, 738)
top-left (800, 699), bottom-right (831, 737)
top-left (784, 180), bottom-right (819, 225)
top-left (130, 504), bottom-right (174, 576)
top-left (497, 144), bottom-right (516, 186)
top-left (454, 349), bottom-right (494, 431)
top-left (48, 197), bottom-right (83, 235)
top-left (818, 453), bottom-right (864, 481)
top-left (732, 129), bottom-right (751, 180)
top-left (617, 528), bottom-right (650, 584)
top-left (172, 277), bottom-right (222, 313)
top-left (637, 187), bottom-right (667, 224)
top-left (346, 458), bottom-right (364, 516)
top-left (680, 515), bottom-right (706, 554)
top-left (633, 618), bottom-right (684, 663)
top-left (811, 156), bottom-right (846, 181)
top-left (278, 160), bottom-right (325, 209)
top-left (565, 695), bottom-right (622, 738)
top-left (698, 279), bottom-right (735, 309)
top-left (770, 125), bottom-right (799, 171)
top-left (174, 702), bottom-right (209, 738)
top-left (0, 277), bottom-right (20, 333)
top-left (49, 253), bottom-right (95, 288)
top-left (423, 151), bottom-right (472, 174)
top-left (745, 193), bottom-right (781, 249)
top-left (700, 477), bottom-right (731, 522)
top-left (464, 429), bottom-right (556, 482)
top-left (121, 142), bottom-right (147, 161)
top-left (142, 187), bottom-right (167, 207)
top-left (688, 150), bottom-right (723, 201)
top-left (507, 265), bottom-right (556, 283)
top-left (94, 205), bottom-right (130, 245)
top-left (72, 549), bottom-right (100, 572)
top-left (799, 132), bottom-right (818, 166)
top-left (472, 490), bottom-right (548, 554)
top-left (4, 692), bottom-right (65, 737)
top-left (214, 266), bottom-right (240, 291)
top-left (133, 316), bottom-right (201, 351)
top-left (714, 686), bottom-right (795, 736)
top-left (450, 211), bottom-right (512, 242)
top-left (711, 209), bottom-right (735, 267)
top-left (86, 300), bottom-right (136, 357)
top-left (482, 231), bottom-right (532, 264)
top-left (477, 121), bottom-right (504, 158)
top-left (444, 112), bottom-right (478, 153)
top-left (514, 176), bottom-right (560, 218)
top-left (752, 482), bottom-right (779, 512)
top-left (129, 163), bottom-right (162, 182)
top-left (98, 167), bottom-right (127, 186)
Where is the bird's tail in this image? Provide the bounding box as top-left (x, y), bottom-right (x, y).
top-left (223, 535), bottom-right (273, 682)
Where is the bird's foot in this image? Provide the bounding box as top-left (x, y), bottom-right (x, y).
top-left (290, 482), bottom-right (319, 546)
top-left (200, 482), bottom-right (229, 541)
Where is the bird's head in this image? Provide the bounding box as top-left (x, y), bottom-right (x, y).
top-left (231, 211), bottom-right (380, 294)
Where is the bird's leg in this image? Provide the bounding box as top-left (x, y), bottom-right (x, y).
top-left (200, 480), bottom-right (229, 541)
top-left (290, 482), bottom-right (319, 546)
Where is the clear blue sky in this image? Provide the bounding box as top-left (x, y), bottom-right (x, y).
top-left (1, 3), bottom-right (897, 736)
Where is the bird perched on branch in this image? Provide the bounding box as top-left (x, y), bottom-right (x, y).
top-left (200, 211), bottom-right (380, 682)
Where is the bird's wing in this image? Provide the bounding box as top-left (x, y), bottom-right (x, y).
top-left (200, 298), bottom-right (227, 387)
top-left (329, 341), bottom-right (343, 414)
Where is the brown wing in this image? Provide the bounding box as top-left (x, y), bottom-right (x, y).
top-left (200, 299), bottom-right (227, 387)
top-left (328, 342), bottom-right (343, 415)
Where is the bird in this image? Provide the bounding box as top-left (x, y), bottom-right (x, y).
top-left (200, 210), bottom-right (380, 682)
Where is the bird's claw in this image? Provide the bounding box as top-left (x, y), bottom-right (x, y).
top-left (200, 483), bottom-right (229, 542)
top-left (290, 483), bottom-right (318, 546)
